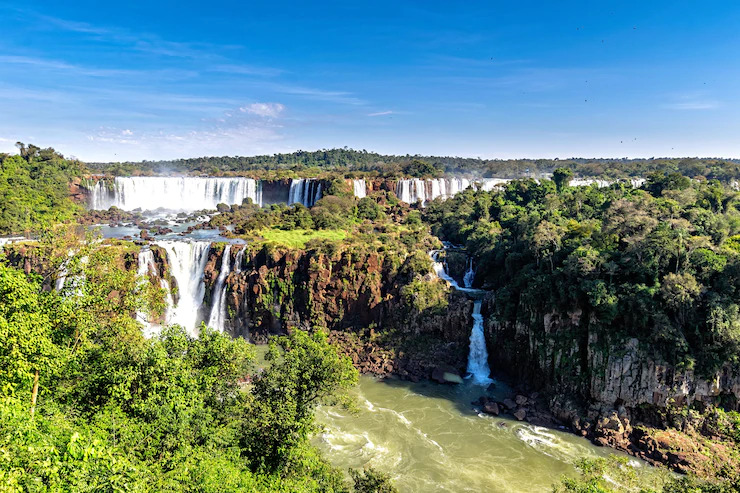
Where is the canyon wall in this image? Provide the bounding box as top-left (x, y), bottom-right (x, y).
top-left (482, 296), bottom-right (740, 413)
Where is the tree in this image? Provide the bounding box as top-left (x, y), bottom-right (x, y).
top-left (243, 329), bottom-right (358, 472)
top-left (350, 467), bottom-right (398, 493)
top-left (0, 263), bottom-right (57, 412)
top-left (553, 167), bottom-right (573, 192)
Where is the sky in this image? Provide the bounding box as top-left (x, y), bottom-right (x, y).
top-left (1, 1), bottom-right (740, 162)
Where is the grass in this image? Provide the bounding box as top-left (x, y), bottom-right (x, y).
top-left (257, 228), bottom-right (348, 248)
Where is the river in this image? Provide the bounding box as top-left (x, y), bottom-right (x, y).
top-left (314, 376), bottom-right (652, 492)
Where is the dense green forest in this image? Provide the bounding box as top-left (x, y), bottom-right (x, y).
top-left (0, 144), bottom-right (84, 235)
top-left (424, 171), bottom-right (740, 376)
top-left (88, 148), bottom-right (740, 181)
top-left (0, 230), bottom-right (401, 492)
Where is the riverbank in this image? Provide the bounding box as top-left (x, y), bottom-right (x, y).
top-left (329, 330), bottom-right (740, 483)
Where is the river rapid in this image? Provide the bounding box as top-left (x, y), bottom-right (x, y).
top-left (314, 376), bottom-right (651, 493)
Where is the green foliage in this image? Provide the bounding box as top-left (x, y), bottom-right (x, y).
top-left (0, 230), bottom-right (372, 492)
top-left (553, 167), bottom-right (574, 192)
top-left (350, 467), bottom-right (399, 493)
top-left (244, 329), bottom-right (358, 473)
top-left (0, 263), bottom-right (57, 394)
top-left (0, 145), bottom-right (84, 234)
top-left (553, 455), bottom-right (739, 493)
top-left (424, 178), bottom-right (740, 375)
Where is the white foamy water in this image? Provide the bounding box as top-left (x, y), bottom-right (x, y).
top-left (463, 258), bottom-right (475, 288)
top-left (288, 178), bottom-right (323, 207)
top-left (353, 179), bottom-right (367, 199)
top-left (207, 244), bottom-right (232, 333)
top-left (89, 176), bottom-right (262, 211)
top-left (466, 300), bottom-right (492, 385)
top-left (156, 240), bottom-right (211, 336)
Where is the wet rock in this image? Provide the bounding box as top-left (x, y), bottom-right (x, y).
top-left (432, 366), bottom-right (463, 384)
top-left (483, 401), bottom-right (500, 416)
top-left (502, 398), bottom-right (517, 410)
top-left (514, 409), bottom-right (527, 421)
top-left (515, 395), bottom-right (528, 406)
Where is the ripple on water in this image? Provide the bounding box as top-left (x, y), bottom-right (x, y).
top-left (315, 377), bottom-right (659, 493)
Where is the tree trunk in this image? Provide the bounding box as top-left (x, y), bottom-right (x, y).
top-left (30, 369), bottom-right (39, 416)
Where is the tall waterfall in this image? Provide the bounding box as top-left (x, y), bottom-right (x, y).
top-left (89, 177), bottom-right (262, 211)
top-left (233, 246), bottom-right (245, 273)
top-left (352, 179), bottom-right (367, 199)
top-left (207, 245), bottom-right (232, 332)
top-left (467, 300), bottom-right (492, 385)
top-left (463, 258), bottom-right (475, 288)
top-left (136, 247), bottom-right (173, 338)
top-left (156, 240), bottom-right (211, 336)
top-left (288, 178), bottom-right (323, 207)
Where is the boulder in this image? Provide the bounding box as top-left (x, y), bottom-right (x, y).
top-left (514, 409), bottom-right (527, 421)
top-left (483, 401), bottom-right (500, 416)
top-left (431, 366), bottom-right (463, 385)
top-left (502, 398), bottom-right (517, 410)
top-left (515, 395), bottom-right (528, 406)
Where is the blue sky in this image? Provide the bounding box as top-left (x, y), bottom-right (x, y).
top-left (1, 1), bottom-right (739, 161)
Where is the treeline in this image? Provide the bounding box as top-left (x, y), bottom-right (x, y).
top-left (0, 143), bottom-right (84, 235)
top-left (88, 148), bottom-right (740, 181)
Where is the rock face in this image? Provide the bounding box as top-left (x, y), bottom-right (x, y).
top-left (483, 295), bottom-right (740, 413)
top-left (206, 244), bottom-right (473, 346)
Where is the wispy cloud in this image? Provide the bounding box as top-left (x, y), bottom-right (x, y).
top-left (368, 110), bottom-right (394, 116)
top-left (0, 55), bottom-right (197, 79)
top-left (273, 84), bottom-right (365, 105)
top-left (663, 100), bottom-right (720, 110)
top-left (240, 102), bottom-right (285, 118)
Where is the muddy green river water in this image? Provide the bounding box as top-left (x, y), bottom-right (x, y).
top-left (314, 376), bottom-right (652, 493)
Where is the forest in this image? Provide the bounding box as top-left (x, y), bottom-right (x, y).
top-left (2, 145), bottom-right (740, 491)
top-left (86, 148), bottom-right (740, 182)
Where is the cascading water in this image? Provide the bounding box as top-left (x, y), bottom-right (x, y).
top-left (156, 240), bottom-right (211, 336)
top-left (466, 300), bottom-right (493, 385)
top-left (463, 258), bottom-right (475, 288)
top-left (233, 246), bottom-right (245, 273)
top-left (352, 179), bottom-right (367, 199)
top-left (136, 247), bottom-right (173, 338)
top-left (288, 178), bottom-right (323, 207)
top-left (89, 176), bottom-right (262, 211)
top-left (207, 245), bottom-right (232, 332)
top-left (396, 178), bottom-right (478, 206)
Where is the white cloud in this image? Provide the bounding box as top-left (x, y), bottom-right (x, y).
top-left (122, 129), bottom-right (133, 136)
top-left (663, 101), bottom-right (720, 111)
top-left (239, 102), bottom-right (285, 118)
top-left (663, 92), bottom-right (721, 111)
top-left (368, 110), bottom-right (394, 117)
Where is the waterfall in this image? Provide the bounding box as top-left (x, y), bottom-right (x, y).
top-left (136, 247), bottom-right (173, 338)
top-left (467, 300), bottom-right (492, 385)
top-left (89, 177), bottom-right (262, 211)
top-left (463, 258), bottom-right (475, 288)
top-left (396, 178), bottom-right (479, 206)
top-left (288, 178), bottom-right (323, 207)
top-left (430, 250), bottom-right (461, 288)
top-left (207, 245), bottom-right (232, 332)
top-left (353, 179), bottom-right (367, 199)
top-left (233, 246), bottom-right (245, 273)
top-left (156, 240), bottom-right (211, 336)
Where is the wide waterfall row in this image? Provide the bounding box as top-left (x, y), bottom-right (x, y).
top-left (394, 178), bottom-right (506, 206)
top-left (90, 177), bottom-right (263, 211)
top-left (288, 178), bottom-right (323, 207)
